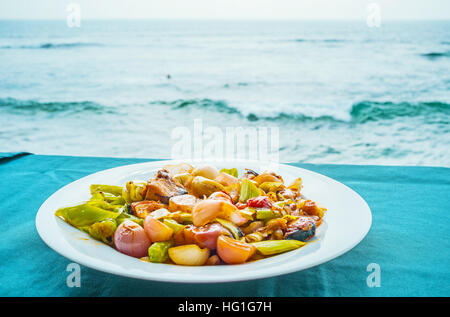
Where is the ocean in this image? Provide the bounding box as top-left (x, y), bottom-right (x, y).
top-left (0, 20), bottom-right (449, 166)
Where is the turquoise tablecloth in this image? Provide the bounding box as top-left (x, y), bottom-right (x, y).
top-left (0, 153), bottom-right (449, 297)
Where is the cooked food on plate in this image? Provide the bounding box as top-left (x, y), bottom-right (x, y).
top-left (55, 163), bottom-right (326, 266)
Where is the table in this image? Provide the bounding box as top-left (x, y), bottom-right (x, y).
top-left (1, 153), bottom-right (448, 296)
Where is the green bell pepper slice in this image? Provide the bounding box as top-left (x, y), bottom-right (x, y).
top-left (55, 203), bottom-right (120, 228)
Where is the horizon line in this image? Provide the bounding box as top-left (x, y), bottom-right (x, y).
top-left (1, 17), bottom-right (450, 22)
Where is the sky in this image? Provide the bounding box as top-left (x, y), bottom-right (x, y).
top-left (0, 0), bottom-right (449, 20)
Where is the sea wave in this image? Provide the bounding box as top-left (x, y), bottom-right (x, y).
top-left (293, 38), bottom-right (347, 43)
top-left (421, 51), bottom-right (450, 59)
top-left (0, 42), bottom-right (103, 49)
top-left (250, 101), bottom-right (450, 123)
top-left (0, 98), bottom-right (113, 114)
top-left (150, 98), bottom-right (240, 114)
top-left (2, 98), bottom-right (448, 124)
top-left (349, 101), bottom-right (450, 123)
top-left (155, 98), bottom-right (450, 124)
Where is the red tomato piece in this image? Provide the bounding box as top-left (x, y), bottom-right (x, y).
top-left (184, 223), bottom-right (229, 250)
top-left (247, 196), bottom-right (272, 209)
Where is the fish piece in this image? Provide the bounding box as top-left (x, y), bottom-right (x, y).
top-left (145, 169), bottom-right (188, 204)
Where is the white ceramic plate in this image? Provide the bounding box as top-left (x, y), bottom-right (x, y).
top-left (36, 160), bottom-right (371, 283)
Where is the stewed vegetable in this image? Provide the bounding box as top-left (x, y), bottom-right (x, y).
top-left (114, 220), bottom-right (151, 258)
top-left (55, 163), bottom-right (326, 266)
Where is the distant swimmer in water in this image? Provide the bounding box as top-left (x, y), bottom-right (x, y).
top-left (167, 74), bottom-right (171, 80)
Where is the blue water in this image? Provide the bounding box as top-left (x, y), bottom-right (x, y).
top-left (0, 20), bottom-right (449, 166)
